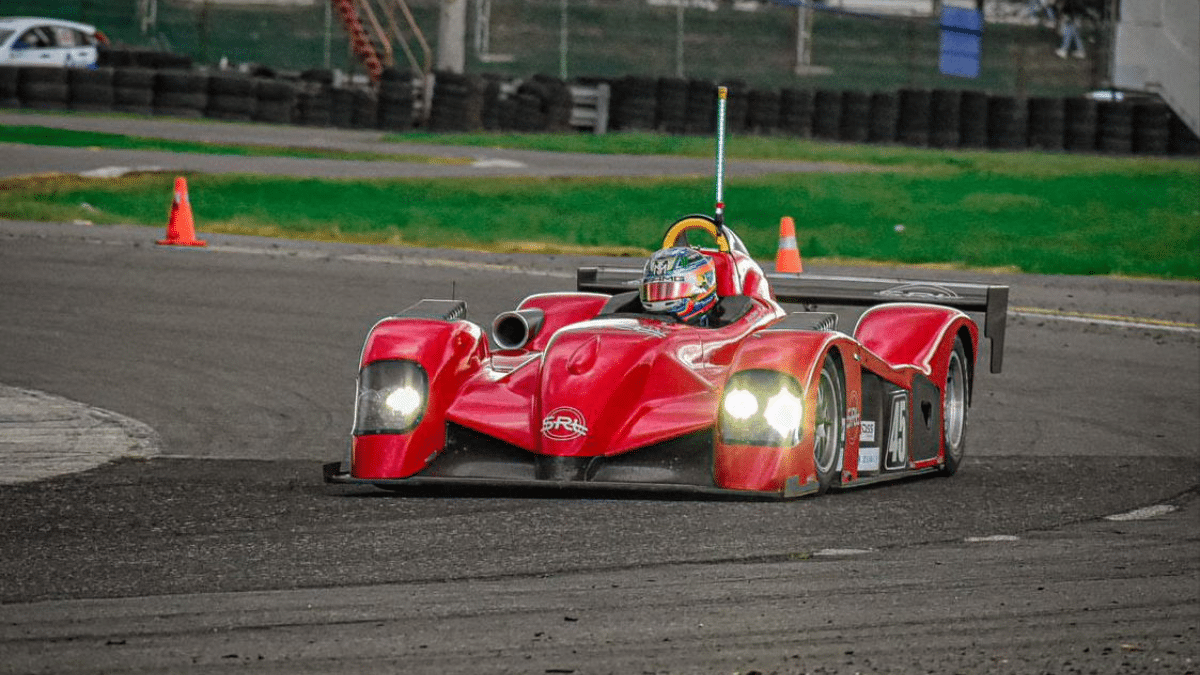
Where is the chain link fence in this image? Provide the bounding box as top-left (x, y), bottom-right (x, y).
top-left (5, 0), bottom-right (1110, 97)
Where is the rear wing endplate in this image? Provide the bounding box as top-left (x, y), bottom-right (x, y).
top-left (577, 267), bottom-right (1009, 373)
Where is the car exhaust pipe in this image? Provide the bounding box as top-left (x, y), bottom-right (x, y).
top-left (492, 308), bottom-right (545, 351)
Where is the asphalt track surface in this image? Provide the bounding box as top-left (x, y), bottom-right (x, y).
top-left (0, 114), bottom-right (1198, 674)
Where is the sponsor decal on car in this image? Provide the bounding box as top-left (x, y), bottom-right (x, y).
top-left (541, 406), bottom-right (588, 440)
top-left (857, 446), bottom-right (881, 472)
top-left (861, 420), bottom-right (876, 443)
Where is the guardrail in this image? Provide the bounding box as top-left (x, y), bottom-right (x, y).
top-left (569, 83), bottom-right (611, 134)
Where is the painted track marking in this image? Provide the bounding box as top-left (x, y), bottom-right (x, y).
top-left (1011, 306), bottom-right (1200, 335)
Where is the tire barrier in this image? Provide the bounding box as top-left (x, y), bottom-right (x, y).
top-left (18, 67), bottom-right (70, 110)
top-left (779, 88), bottom-right (813, 138)
top-left (1131, 102), bottom-right (1171, 155)
top-left (724, 81), bottom-right (749, 134)
top-left (427, 71), bottom-right (484, 132)
top-left (205, 73), bottom-right (255, 121)
top-left (897, 89), bottom-right (931, 147)
top-left (685, 78), bottom-right (716, 134)
top-left (838, 90), bottom-right (870, 143)
top-left (611, 75), bottom-right (657, 132)
top-left (1063, 97), bottom-right (1096, 152)
top-left (1027, 96), bottom-right (1065, 151)
top-left (0, 63), bottom-right (1195, 156)
top-left (987, 95), bottom-right (1027, 149)
top-left (254, 79), bottom-right (296, 125)
top-left (329, 86), bottom-right (355, 129)
top-left (958, 90), bottom-right (989, 148)
top-left (812, 89), bottom-right (841, 140)
top-left (350, 88), bottom-right (378, 129)
top-left (868, 91), bottom-right (898, 143)
top-left (378, 68), bottom-right (414, 132)
top-left (98, 47), bottom-right (192, 71)
top-left (656, 77), bottom-right (688, 134)
top-left (1095, 101), bottom-right (1133, 154)
top-left (929, 89), bottom-right (961, 149)
top-left (747, 88), bottom-right (781, 135)
top-left (296, 84), bottom-right (332, 127)
top-left (112, 67), bottom-right (155, 116)
top-left (0, 67), bottom-right (18, 108)
top-left (517, 75), bottom-right (573, 132)
top-left (69, 67), bottom-right (115, 113)
top-left (154, 70), bottom-right (207, 118)
top-left (1168, 114), bottom-right (1200, 155)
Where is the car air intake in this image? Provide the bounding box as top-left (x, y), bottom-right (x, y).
top-left (492, 309), bottom-right (545, 351)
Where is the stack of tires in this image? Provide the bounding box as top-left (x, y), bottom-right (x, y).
top-left (838, 90), bottom-right (870, 143)
top-left (684, 79), bottom-right (716, 134)
top-left (296, 70), bottom-right (334, 127)
top-left (113, 67), bottom-right (155, 115)
top-left (154, 70), bottom-right (207, 118)
top-left (17, 67), bottom-right (69, 110)
top-left (958, 91), bottom-right (989, 148)
top-left (0, 67), bottom-right (19, 108)
top-left (929, 89), bottom-right (961, 148)
top-left (1063, 97), bottom-right (1097, 151)
top-left (655, 77), bottom-right (688, 134)
top-left (98, 47), bottom-right (192, 71)
top-left (986, 95), bottom-right (1027, 149)
top-left (513, 75), bottom-right (572, 132)
top-left (747, 88), bottom-right (781, 135)
top-left (68, 67), bottom-right (114, 112)
top-left (867, 91), bottom-right (898, 143)
top-left (206, 73), bottom-right (256, 122)
top-left (1095, 101), bottom-right (1133, 153)
top-left (427, 71), bottom-right (483, 131)
top-left (610, 76), bottom-right (656, 131)
top-left (255, 79), bottom-right (296, 124)
top-left (1131, 102), bottom-right (1171, 155)
top-left (1027, 97), bottom-right (1065, 151)
top-left (779, 88), bottom-right (813, 138)
top-left (812, 89), bottom-right (841, 140)
top-left (378, 68), bottom-right (414, 131)
top-left (724, 81), bottom-right (749, 134)
top-left (896, 89), bottom-right (931, 146)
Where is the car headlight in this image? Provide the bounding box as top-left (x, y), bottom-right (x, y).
top-left (354, 360), bottom-right (429, 434)
top-left (720, 370), bottom-right (805, 447)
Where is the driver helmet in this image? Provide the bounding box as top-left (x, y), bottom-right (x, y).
top-left (640, 247), bottom-right (718, 323)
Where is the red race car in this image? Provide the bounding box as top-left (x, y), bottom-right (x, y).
top-left (324, 212), bottom-right (1007, 499)
top-left (324, 87), bottom-right (1007, 499)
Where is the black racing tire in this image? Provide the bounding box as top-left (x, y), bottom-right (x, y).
top-left (814, 354), bottom-right (846, 494)
top-left (940, 337), bottom-right (970, 476)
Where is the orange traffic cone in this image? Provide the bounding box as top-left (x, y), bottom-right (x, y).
top-left (774, 216), bottom-right (802, 274)
top-left (157, 176), bottom-right (206, 247)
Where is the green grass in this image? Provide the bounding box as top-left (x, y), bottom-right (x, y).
top-left (2, 133), bottom-right (1196, 278)
top-left (0, 125), bottom-right (462, 164)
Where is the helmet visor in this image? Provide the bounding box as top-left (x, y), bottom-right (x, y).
top-left (641, 280), bottom-right (693, 303)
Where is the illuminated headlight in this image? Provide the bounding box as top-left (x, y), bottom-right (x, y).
top-left (719, 370), bottom-right (805, 447)
top-left (354, 360), bottom-right (429, 434)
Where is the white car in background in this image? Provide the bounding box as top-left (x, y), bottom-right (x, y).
top-left (0, 17), bottom-right (108, 68)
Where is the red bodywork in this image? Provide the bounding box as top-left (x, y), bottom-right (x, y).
top-left (329, 236), bottom-right (1002, 499)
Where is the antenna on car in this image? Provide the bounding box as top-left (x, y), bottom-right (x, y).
top-left (713, 85), bottom-right (728, 233)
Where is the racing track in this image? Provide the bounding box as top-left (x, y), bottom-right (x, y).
top-left (0, 122), bottom-right (1197, 674)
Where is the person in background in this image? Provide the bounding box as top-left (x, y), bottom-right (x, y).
top-left (1055, 0), bottom-right (1086, 59)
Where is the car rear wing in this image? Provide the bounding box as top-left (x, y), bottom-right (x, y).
top-left (577, 266), bottom-right (1009, 373)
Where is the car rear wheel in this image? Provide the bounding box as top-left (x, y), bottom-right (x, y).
top-left (813, 355), bottom-right (845, 493)
top-left (940, 337), bottom-right (970, 476)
